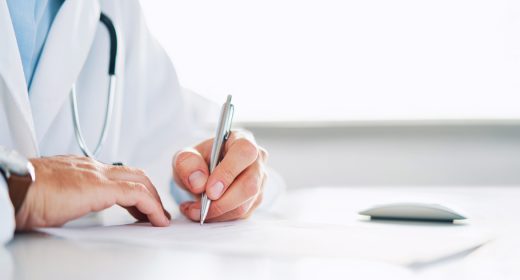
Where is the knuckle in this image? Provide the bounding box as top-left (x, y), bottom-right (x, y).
top-left (134, 183), bottom-right (148, 193)
top-left (91, 198), bottom-right (114, 212)
top-left (117, 182), bottom-right (133, 194)
top-left (117, 165), bottom-right (134, 174)
top-left (220, 168), bottom-right (235, 186)
top-left (82, 156), bottom-right (98, 165)
top-left (259, 147), bottom-right (269, 162)
top-left (74, 157), bottom-right (101, 170)
top-left (175, 151), bottom-right (199, 171)
top-left (242, 197), bottom-right (262, 219)
top-left (82, 170), bottom-right (104, 183)
top-left (119, 166), bottom-right (151, 182)
top-left (144, 175), bottom-right (154, 187)
top-left (76, 162), bottom-right (97, 171)
top-left (236, 203), bottom-right (249, 216)
top-left (133, 168), bottom-right (147, 176)
top-left (121, 182), bottom-right (147, 194)
top-left (242, 176), bottom-right (260, 198)
top-left (211, 203), bottom-right (226, 217)
top-left (256, 192), bottom-right (264, 205)
top-left (77, 155), bottom-right (89, 161)
top-left (234, 139), bottom-right (258, 159)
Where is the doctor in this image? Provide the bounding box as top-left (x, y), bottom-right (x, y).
top-left (0, 0), bottom-right (271, 244)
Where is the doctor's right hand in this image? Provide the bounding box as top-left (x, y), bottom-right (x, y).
top-left (15, 155), bottom-right (170, 231)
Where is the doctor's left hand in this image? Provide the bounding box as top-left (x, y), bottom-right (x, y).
top-left (173, 131), bottom-right (268, 222)
top-left (15, 156), bottom-right (171, 230)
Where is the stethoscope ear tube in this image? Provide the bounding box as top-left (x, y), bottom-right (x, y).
top-left (99, 13), bottom-right (118, 76)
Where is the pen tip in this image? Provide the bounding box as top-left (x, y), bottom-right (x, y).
top-left (200, 220), bottom-right (204, 225)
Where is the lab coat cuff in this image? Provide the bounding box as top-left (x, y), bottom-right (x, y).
top-left (0, 178), bottom-right (15, 245)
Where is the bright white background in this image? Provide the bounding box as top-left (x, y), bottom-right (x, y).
top-left (140, 0), bottom-right (520, 122)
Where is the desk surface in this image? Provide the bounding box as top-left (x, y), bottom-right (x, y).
top-left (3, 186), bottom-right (520, 280)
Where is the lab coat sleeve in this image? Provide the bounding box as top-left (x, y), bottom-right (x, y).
top-left (0, 179), bottom-right (15, 245)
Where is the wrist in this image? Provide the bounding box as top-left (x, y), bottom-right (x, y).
top-left (14, 159), bottom-right (46, 230)
top-left (14, 197), bottom-right (31, 231)
top-left (0, 147), bottom-right (36, 229)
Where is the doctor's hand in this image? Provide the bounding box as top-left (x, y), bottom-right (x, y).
top-left (173, 131), bottom-right (268, 222)
top-left (15, 155), bottom-right (170, 230)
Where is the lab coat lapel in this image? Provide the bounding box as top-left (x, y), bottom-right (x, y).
top-left (29, 0), bottom-right (100, 144)
top-left (0, 1), bottom-right (39, 156)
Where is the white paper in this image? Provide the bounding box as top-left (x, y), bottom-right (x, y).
top-left (38, 218), bottom-right (490, 266)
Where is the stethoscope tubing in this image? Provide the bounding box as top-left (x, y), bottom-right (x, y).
top-left (70, 12), bottom-right (119, 163)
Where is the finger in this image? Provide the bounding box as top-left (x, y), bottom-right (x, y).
top-left (206, 171), bottom-right (266, 222)
top-left (185, 191), bottom-right (263, 223)
top-left (107, 165), bottom-right (160, 201)
top-left (193, 138), bottom-right (214, 163)
top-left (124, 206), bottom-right (148, 222)
top-left (206, 162), bottom-right (263, 219)
top-left (205, 197), bottom-right (257, 222)
top-left (240, 173), bottom-right (266, 219)
top-left (107, 165), bottom-right (171, 219)
top-left (123, 206), bottom-right (172, 222)
top-left (173, 148), bottom-right (210, 194)
top-left (111, 182), bottom-right (170, 226)
top-left (205, 137), bottom-right (259, 200)
top-left (241, 189), bottom-right (264, 219)
top-left (180, 189), bottom-right (263, 222)
top-left (180, 201), bottom-right (201, 222)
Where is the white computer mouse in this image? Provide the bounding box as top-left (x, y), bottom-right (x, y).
top-left (359, 202), bottom-right (466, 222)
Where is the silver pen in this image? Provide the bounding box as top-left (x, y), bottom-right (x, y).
top-left (200, 95), bottom-right (234, 225)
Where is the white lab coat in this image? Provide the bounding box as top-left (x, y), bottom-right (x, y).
top-left (1, 0), bottom-right (269, 244)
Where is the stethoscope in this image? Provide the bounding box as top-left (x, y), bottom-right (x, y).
top-left (69, 13), bottom-right (122, 165)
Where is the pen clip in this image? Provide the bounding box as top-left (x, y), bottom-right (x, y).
top-left (224, 104), bottom-right (234, 140)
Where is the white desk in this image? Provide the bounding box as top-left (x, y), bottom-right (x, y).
top-left (3, 186), bottom-right (520, 280)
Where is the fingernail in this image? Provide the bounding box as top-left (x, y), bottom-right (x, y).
top-left (208, 181), bottom-right (224, 199)
top-left (189, 207), bottom-right (200, 221)
top-left (188, 171), bottom-right (207, 192)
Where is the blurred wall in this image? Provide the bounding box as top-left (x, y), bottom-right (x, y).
top-left (244, 123), bottom-right (520, 188)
